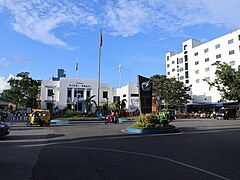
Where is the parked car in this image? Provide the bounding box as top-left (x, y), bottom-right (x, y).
top-left (216, 108), bottom-right (236, 120)
top-left (0, 121), bottom-right (10, 137)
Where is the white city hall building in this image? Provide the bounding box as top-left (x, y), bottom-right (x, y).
top-left (166, 29), bottom-right (240, 104)
top-left (40, 70), bottom-right (139, 112)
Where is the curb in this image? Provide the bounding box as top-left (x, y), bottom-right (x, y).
top-left (50, 118), bottom-right (133, 125)
top-left (126, 127), bottom-right (179, 134)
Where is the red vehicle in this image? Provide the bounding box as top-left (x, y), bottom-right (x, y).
top-left (104, 112), bottom-right (119, 124)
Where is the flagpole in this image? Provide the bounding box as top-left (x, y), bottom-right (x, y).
top-left (76, 57), bottom-right (78, 79)
top-left (97, 29), bottom-right (103, 107)
top-left (118, 63), bottom-right (121, 88)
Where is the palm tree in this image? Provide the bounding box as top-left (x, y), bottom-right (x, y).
top-left (120, 99), bottom-right (127, 110)
top-left (85, 95), bottom-right (97, 113)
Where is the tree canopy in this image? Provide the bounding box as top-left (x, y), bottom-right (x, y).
top-left (205, 61), bottom-right (240, 102)
top-left (151, 74), bottom-right (191, 111)
top-left (0, 72), bottom-right (41, 108)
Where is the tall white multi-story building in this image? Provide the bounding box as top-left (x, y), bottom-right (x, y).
top-left (166, 29), bottom-right (240, 104)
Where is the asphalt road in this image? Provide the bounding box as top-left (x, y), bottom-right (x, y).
top-left (1, 119), bottom-right (240, 180)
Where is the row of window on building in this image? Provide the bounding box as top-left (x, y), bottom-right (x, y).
top-left (168, 49), bottom-right (236, 68)
top-left (167, 49), bottom-right (237, 75)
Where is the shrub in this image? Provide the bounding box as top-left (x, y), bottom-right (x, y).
top-left (133, 113), bottom-right (160, 128)
top-left (160, 119), bottom-right (169, 126)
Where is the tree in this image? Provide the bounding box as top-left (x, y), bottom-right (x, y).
top-left (120, 99), bottom-right (127, 110)
top-left (204, 61), bottom-right (240, 102)
top-left (151, 74), bottom-right (191, 112)
top-left (85, 95), bottom-right (97, 113)
top-left (0, 72), bottom-right (41, 108)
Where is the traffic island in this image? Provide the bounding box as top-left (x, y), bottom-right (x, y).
top-left (126, 113), bottom-right (179, 134)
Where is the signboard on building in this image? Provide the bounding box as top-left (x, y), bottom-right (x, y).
top-left (138, 75), bottom-right (152, 114)
top-left (68, 83), bottom-right (91, 88)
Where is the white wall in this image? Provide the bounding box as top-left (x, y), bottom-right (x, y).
top-left (166, 29), bottom-right (240, 103)
top-left (41, 78), bottom-right (114, 110)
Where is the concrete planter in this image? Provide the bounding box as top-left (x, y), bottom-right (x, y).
top-left (127, 127), bottom-right (179, 134)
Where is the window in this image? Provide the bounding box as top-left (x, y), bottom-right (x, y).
top-left (239, 35), bottom-right (240, 41)
top-left (228, 39), bottom-right (234, 44)
top-left (229, 50), bottom-right (235, 55)
top-left (195, 70), bottom-right (199, 74)
top-left (131, 94), bottom-right (139, 97)
top-left (172, 68), bottom-right (175, 72)
top-left (167, 64), bottom-right (170, 68)
top-left (180, 76), bottom-right (184, 80)
top-left (86, 90), bottom-right (91, 98)
top-left (185, 79), bottom-right (189, 84)
top-left (195, 61), bottom-right (199, 65)
top-left (204, 48), bottom-right (209, 53)
top-left (172, 61), bottom-right (175, 64)
top-left (215, 44), bottom-right (220, 49)
top-left (178, 58), bottom-right (183, 64)
top-left (205, 58), bottom-right (209, 62)
top-left (180, 68), bottom-right (184, 72)
top-left (185, 63), bottom-right (188, 70)
top-left (103, 91), bottom-right (108, 98)
top-left (230, 61), bottom-right (235, 66)
top-left (206, 77), bottom-right (210, 81)
top-left (67, 88), bottom-right (72, 98)
top-left (194, 52), bottom-right (198, 56)
top-left (205, 67), bottom-right (210, 72)
top-left (216, 54), bottom-right (221, 59)
top-left (184, 55), bottom-right (188, 62)
top-left (185, 71), bottom-right (189, 78)
top-left (47, 89), bottom-right (54, 96)
top-left (167, 72), bottom-right (170, 75)
top-left (74, 88), bottom-right (84, 98)
top-left (167, 56), bottom-right (169, 61)
top-left (196, 79), bottom-right (200, 83)
top-left (113, 96), bottom-right (120, 103)
top-left (123, 94), bottom-right (126, 98)
top-left (184, 45), bottom-right (187, 50)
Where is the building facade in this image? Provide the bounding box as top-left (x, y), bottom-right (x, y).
top-left (41, 78), bottom-right (113, 111)
top-left (166, 29), bottom-right (240, 103)
top-left (114, 83), bottom-right (139, 111)
top-left (41, 77), bottom-right (139, 112)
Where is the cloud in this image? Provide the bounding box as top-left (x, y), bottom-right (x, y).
top-left (104, 0), bottom-right (240, 36)
top-left (1, 0), bottom-right (98, 48)
top-left (0, 74), bottom-right (13, 93)
top-left (200, 0), bottom-right (240, 28)
top-left (13, 56), bottom-right (31, 63)
top-left (0, 57), bottom-right (10, 67)
top-left (104, 0), bottom-right (152, 37)
top-left (0, 0), bottom-right (239, 45)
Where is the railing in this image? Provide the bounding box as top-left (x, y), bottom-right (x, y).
top-left (4, 114), bottom-right (29, 123)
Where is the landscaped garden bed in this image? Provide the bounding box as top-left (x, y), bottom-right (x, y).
top-left (127, 113), bottom-right (178, 134)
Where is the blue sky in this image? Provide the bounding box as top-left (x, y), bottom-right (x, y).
top-left (0, 0), bottom-right (239, 92)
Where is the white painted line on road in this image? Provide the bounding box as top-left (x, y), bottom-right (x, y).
top-left (48, 145), bottom-right (230, 180)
